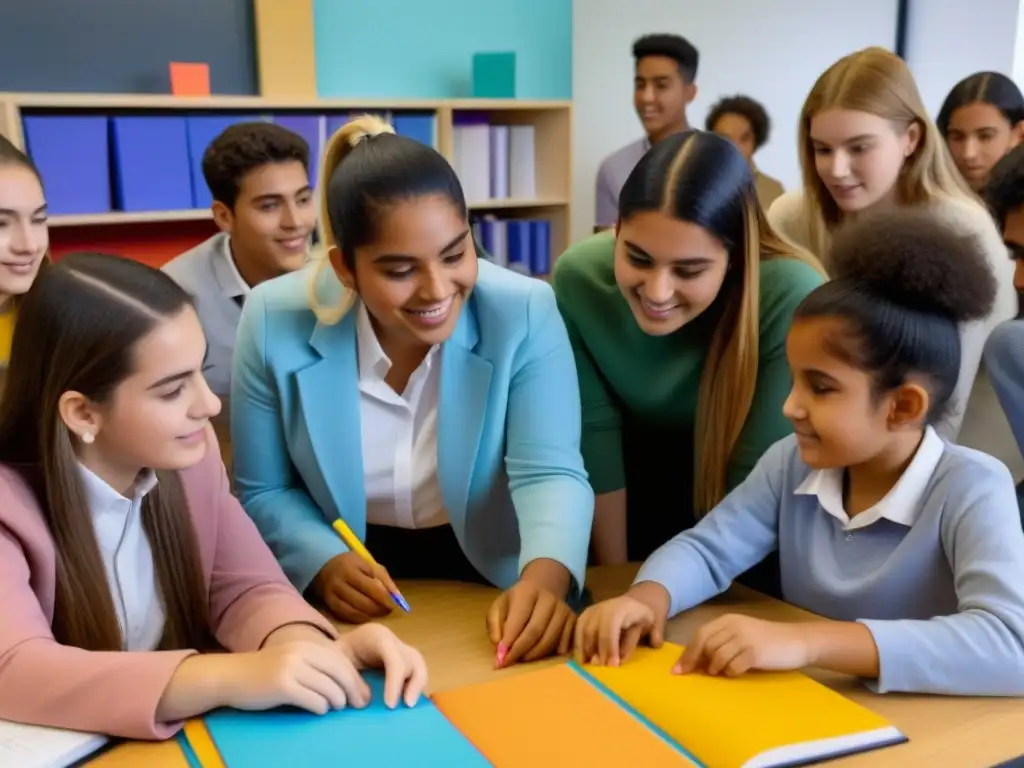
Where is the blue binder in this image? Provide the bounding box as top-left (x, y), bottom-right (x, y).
top-left (272, 115), bottom-right (322, 190)
top-left (185, 115), bottom-right (260, 208)
top-left (529, 218), bottom-right (552, 275)
top-left (201, 672), bottom-right (488, 766)
top-left (22, 115), bottom-right (111, 215)
top-left (393, 112), bottom-right (435, 148)
top-left (109, 116), bottom-right (193, 212)
top-left (506, 219), bottom-right (532, 275)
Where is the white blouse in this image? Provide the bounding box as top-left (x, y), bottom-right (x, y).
top-left (356, 303), bottom-right (448, 529)
top-left (80, 464), bottom-right (164, 651)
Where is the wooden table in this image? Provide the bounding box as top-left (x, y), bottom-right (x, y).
top-left (361, 564), bottom-right (1024, 767)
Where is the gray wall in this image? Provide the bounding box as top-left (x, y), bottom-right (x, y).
top-left (0, 0), bottom-right (257, 95)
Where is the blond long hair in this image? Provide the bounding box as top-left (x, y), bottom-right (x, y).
top-left (619, 131), bottom-right (826, 514)
top-left (798, 47), bottom-right (979, 260)
top-left (308, 114), bottom-right (396, 325)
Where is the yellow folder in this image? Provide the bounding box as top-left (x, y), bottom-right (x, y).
top-left (585, 643), bottom-right (906, 768)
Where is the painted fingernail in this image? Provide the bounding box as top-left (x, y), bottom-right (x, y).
top-left (495, 643), bottom-right (508, 667)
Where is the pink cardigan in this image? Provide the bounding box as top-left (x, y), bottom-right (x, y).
top-left (0, 427), bottom-right (338, 740)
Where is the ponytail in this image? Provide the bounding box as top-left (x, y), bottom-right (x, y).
top-left (309, 115), bottom-right (395, 325)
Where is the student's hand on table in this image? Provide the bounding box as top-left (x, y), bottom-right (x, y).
top-left (674, 614), bottom-right (814, 677)
top-left (313, 552), bottom-right (398, 624)
top-left (339, 623), bottom-right (429, 708)
top-left (220, 640), bottom-right (374, 715)
top-left (487, 580), bottom-right (576, 667)
top-left (574, 591), bottom-right (667, 667)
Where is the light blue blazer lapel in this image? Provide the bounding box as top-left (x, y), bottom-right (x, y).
top-left (294, 309), bottom-right (368, 536)
top-left (438, 299), bottom-right (493, 528)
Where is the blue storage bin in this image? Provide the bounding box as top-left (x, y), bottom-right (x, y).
top-left (185, 115), bottom-right (261, 208)
top-left (110, 116), bottom-right (193, 212)
top-left (325, 113), bottom-right (351, 142)
top-left (393, 113), bottom-right (435, 148)
top-left (272, 115), bottom-right (323, 190)
top-left (22, 115), bottom-right (111, 215)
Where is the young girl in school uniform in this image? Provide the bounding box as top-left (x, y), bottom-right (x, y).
top-left (767, 47), bottom-right (1018, 442)
top-left (0, 253), bottom-right (426, 740)
top-left (938, 72), bottom-right (1024, 192)
top-left (231, 116), bottom-right (593, 669)
top-left (0, 136), bottom-right (49, 367)
top-left (576, 209), bottom-right (1024, 696)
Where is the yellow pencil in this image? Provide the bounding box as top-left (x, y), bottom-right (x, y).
top-left (331, 518), bottom-right (411, 612)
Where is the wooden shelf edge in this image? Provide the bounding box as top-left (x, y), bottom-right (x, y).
top-left (468, 198), bottom-right (569, 210)
top-left (0, 92), bottom-right (571, 112)
top-left (48, 209), bottom-right (213, 227)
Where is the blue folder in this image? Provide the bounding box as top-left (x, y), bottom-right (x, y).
top-left (506, 219), bottom-right (532, 275)
top-left (110, 116), bottom-right (193, 212)
top-left (22, 115), bottom-right (111, 215)
top-left (185, 115), bottom-right (261, 209)
top-left (202, 672), bottom-right (488, 766)
top-left (272, 115), bottom-right (322, 190)
top-left (393, 112), bottom-right (435, 148)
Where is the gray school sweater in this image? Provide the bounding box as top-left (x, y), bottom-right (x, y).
top-left (636, 430), bottom-right (1024, 696)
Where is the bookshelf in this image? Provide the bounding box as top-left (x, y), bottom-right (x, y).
top-left (0, 93), bottom-right (572, 272)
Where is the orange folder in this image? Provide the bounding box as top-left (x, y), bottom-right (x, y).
top-left (86, 739), bottom-right (191, 767)
top-left (432, 664), bottom-right (695, 766)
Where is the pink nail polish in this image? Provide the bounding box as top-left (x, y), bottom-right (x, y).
top-left (495, 643), bottom-right (508, 667)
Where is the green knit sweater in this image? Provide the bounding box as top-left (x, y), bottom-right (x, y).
top-left (551, 231), bottom-right (825, 495)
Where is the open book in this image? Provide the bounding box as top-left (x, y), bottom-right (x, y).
top-left (583, 643), bottom-right (907, 767)
top-left (0, 719), bottom-right (107, 768)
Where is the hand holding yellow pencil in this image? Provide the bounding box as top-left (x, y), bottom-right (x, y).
top-left (331, 519), bottom-right (411, 613)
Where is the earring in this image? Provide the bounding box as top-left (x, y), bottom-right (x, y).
top-left (81, 432), bottom-right (95, 445)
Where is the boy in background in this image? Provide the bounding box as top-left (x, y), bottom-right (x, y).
top-left (163, 122), bottom-right (316, 399)
top-left (594, 34), bottom-right (699, 231)
top-left (981, 142), bottom-right (1024, 517)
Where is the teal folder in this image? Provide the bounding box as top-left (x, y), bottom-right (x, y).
top-left (202, 672), bottom-right (488, 766)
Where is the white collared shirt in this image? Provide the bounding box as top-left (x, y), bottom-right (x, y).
top-left (794, 426), bottom-right (946, 531)
top-left (356, 303), bottom-right (448, 529)
top-left (220, 236), bottom-right (251, 299)
top-left (79, 464), bottom-right (165, 650)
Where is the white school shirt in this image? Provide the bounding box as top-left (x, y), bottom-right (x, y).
top-left (793, 426), bottom-right (945, 531)
top-left (356, 303), bottom-right (448, 529)
top-left (79, 464), bottom-right (165, 651)
top-left (220, 236), bottom-right (252, 299)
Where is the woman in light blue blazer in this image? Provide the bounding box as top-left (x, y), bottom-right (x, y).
top-left (231, 115), bottom-right (594, 668)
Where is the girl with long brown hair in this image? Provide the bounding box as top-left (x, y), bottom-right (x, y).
top-left (0, 252), bottom-right (426, 741)
top-left (768, 47), bottom-right (1018, 441)
top-left (552, 130), bottom-right (825, 597)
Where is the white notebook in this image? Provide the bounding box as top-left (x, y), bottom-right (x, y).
top-left (0, 719), bottom-right (108, 768)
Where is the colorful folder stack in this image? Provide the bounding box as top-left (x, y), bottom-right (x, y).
top-left (95, 642), bottom-right (907, 767)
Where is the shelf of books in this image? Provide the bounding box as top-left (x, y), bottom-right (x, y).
top-left (0, 93), bottom-right (572, 275)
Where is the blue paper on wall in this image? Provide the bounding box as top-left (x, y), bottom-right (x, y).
top-left (202, 672), bottom-right (489, 767)
top-left (22, 115), bottom-right (111, 215)
top-left (110, 116), bottom-right (193, 212)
